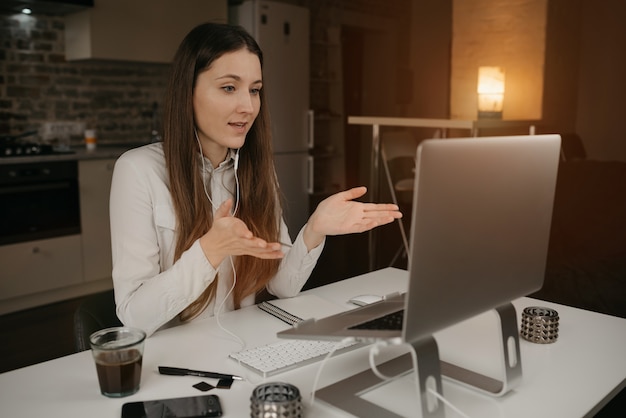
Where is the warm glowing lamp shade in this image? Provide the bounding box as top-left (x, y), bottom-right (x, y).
top-left (477, 66), bottom-right (505, 119)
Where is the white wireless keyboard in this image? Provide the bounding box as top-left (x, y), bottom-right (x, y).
top-left (229, 338), bottom-right (363, 378)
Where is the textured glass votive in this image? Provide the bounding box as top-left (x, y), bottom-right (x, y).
top-left (520, 306), bottom-right (559, 344)
top-left (250, 382), bottom-right (302, 418)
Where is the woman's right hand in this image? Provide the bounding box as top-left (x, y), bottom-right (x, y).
top-left (199, 199), bottom-right (284, 268)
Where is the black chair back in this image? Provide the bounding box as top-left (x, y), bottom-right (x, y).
top-left (73, 289), bottom-right (122, 352)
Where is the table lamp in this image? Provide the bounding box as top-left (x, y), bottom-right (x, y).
top-left (477, 66), bottom-right (505, 119)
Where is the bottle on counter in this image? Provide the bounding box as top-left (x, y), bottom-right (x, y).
top-left (84, 129), bottom-right (97, 150)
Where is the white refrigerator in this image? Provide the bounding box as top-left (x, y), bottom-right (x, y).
top-left (231, 0), bottom-right (312, 240)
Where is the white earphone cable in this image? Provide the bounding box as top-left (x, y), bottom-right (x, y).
top-left (196, 129), bottom-right (219, 211)
top-left (232, 148), bottom-right (240, 217)
top-left (195, 129), bottom-right (244, 348)
top-left (195, 128), bottom-right (240, 216)
top-left (214, 256), bottom-right (245, 350)
top-left (309, 337), bottom-right (357, 408)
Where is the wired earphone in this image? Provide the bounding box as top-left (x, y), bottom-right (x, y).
top-left (195, 128), bottom-right (245, 348)
top-left (195, 128), bottom-right (241, 217)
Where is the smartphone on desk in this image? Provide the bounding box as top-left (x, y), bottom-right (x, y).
top-left (121, 394), bottom-right (222, 417)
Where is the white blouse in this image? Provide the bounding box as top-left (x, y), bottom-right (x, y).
top-left (109, 143), bottom-right (324, 336)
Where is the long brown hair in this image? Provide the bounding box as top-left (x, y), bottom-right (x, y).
top-left (162, 22), bottom-right (282, 321)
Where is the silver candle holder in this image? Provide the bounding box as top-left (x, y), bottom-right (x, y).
top-left (250, 382), bottom-right (302, 418)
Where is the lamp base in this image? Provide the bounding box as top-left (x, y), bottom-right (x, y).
top-left (478, 110), bottom-right (503, 119)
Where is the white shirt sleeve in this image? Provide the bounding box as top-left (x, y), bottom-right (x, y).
top-left (109, 147), bottom-right (217, 336)
top-left (266, 219), bottom-right (325, 298)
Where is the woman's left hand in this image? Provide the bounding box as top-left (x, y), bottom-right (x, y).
top-left (303, 186), bottom-right (402, 250)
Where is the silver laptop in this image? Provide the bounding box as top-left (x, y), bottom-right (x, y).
top-left (278, 134), bottom-right (561, 345)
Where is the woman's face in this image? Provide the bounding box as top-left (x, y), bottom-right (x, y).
top-left (193, 48), bottom-right (262, 166)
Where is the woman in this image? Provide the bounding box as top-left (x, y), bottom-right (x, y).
top-left (109, 22), bottom-right (401, 336)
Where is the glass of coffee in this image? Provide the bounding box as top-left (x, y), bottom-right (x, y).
top-left (89, 327), bottom-right (146, 398)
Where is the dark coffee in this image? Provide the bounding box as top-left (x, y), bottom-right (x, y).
top-left (95, 348), bottom-right (142, 397)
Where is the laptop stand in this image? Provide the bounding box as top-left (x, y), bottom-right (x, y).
top-left (315, 303), bottom-right (522, 417)
top-left (441, 303), bottom-right (522, 396)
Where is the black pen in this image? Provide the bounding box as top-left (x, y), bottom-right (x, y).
top-left (158, 366), bottom-right (243, 381)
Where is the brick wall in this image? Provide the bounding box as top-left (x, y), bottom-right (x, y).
top-left (0, 1), bottom-right (408, 146)
top-left (0, 12), bottom-right (169, 144)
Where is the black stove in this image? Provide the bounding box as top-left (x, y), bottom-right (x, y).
top-left (0, 131), bottom-right (74, 157)
top-left (0, 142), bottom-right (56, 157)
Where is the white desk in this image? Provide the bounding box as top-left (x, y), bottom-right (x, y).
top-left (1, 267), bottom-right (625, 417)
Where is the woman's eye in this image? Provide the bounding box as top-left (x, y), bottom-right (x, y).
top-left (222, 86), bottom-right (235, 93)
top-left (250, 88), bottom-right (261, 95)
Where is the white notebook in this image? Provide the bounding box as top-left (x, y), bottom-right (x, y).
top-left (259, 294), bottom-right (350, 325)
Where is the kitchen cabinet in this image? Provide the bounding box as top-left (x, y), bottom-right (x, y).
top-left (65, 0), bottom-right (228, 63)
top-left (0, 236), bottom-right (83, 301)
top-left (0, 155), bottom-right (117, 315)
top-left (79, 158), bottom-right (115, 283)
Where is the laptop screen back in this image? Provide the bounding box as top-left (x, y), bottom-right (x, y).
top-left (403, 134), bottom-right (561, 344)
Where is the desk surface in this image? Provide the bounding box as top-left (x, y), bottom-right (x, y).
top-left (1, 267), bottom-right (625, 418)
top-left (346, 116), bottom-right (540, 131)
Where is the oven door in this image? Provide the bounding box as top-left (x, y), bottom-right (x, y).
top-left (0, 161), bottom-right (81, 246)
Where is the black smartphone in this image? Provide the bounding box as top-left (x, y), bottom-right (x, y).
top-left (121, 394), bottom-right (222, 418)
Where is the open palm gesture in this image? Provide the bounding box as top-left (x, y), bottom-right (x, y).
top-left (303, 186), bottom-right (402, 250)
